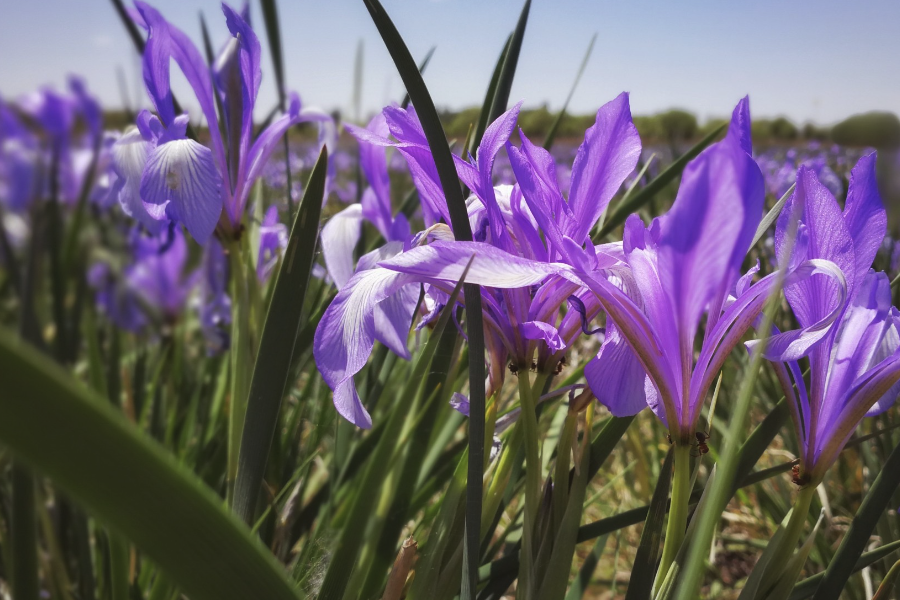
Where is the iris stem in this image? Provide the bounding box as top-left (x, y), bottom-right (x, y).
top-left (552, 410), bottom-right (578, 529)
top-left (482, 422), bottom-right (522, 535)
top-left (516, 371), bottom-right (546, 600)
top-left (757, 483), bottom-right (817, 595)
top-left (656, 443), bottom-right (692, 592)
top-left (226, 236), bottom-right (256, 507)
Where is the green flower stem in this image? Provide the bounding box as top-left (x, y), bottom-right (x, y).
top-left (656, 443), bottom-right (692, 593)
top-left (516, 371), bottom-right (547, 600)
top-left (482, 423), bottom-right (523, 536)
top-left (552, 410), bottom-right (578, 529)
top-left (757, 483), bottom-right (817, 595)
top-left (226, 236), bottom-right (256, 506)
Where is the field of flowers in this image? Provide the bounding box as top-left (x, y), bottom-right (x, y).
top-left (2, 1), bottom-right (900, 600)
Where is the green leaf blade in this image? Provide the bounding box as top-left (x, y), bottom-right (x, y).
top-left (233, 147), bottom-right (328, 525)
top-left (0, 330), bottom-right (302, 600)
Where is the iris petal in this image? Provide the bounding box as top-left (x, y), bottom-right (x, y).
top-left (139, 138), bottom-right (222, 244)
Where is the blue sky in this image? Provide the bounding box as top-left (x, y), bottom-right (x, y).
top-left (2, 0), bottom-right (898, 125)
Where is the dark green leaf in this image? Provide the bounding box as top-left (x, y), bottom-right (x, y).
top-left (233, 148), bottom-right (328, 524)
top-left (564, 534), bottom-right (609, 600)
top-left (626, 448), bottom-right (675, 600)
top-left (0, 328), bottom-right (303, 600)
top-left (10, 463), bottom-right (38, 600)
top-left (360, 2), bottom-right (485, 597)
top-left (400, 46), bottom-right (436, 109)
top-left (470, 35), bottom-right (511, 157)
top-left (485, 0), bottom-right (531, 126)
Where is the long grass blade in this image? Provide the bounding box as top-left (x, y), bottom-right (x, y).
top-left (871, 557), bottom-right (900, 600)
top-left (752, 184), bottom-right (795, 249)
top-left (0, 329), bottom-right (303, 600)
top-left (543, 33), bottom-right (596, 150)
top-left (485, 0), bottom-right (531, 125)
top-left (360, 3), bottom-right (486, 598)
top-left (789, 540), bottom-right (900, 600)
top-left (233, 148), bottom-right (328, 524)
top-left (564, 534), bottom-right (609, 600)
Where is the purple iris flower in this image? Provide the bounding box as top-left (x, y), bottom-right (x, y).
top-left (126, 226), bottom-right (194, 320)
top-left (2, 77), bottom-right (103, 210)
top-left (364, 98), bottom-right (847, 443)
top-left (113, 2), bottom-right (333, 245)
top-left (89, 225), bottom-right (193, 332)
top-left (754, 155), bottom-right (900, 484)
top-left (0, 100), bottom-right (40, 212)
top-left (88, 262), bottom-right (149, 333)
top-left (313, 94), bottom-right (642, 428)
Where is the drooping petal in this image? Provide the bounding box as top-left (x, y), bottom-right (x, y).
top-left (586, 322), bottom-right (657, 418)
top-left (751, 258), bottom-right (848, 361)
top-left (564, 92), bottom-right (642, 244)
top-left (333, 379), bottom-right (372, 430)
top-left (320, 204), bottom-right (363, 290)
top-left (817, 271), bottom-right (897, 440)
top-left (111, 127), bottom-right (166, 233)
top-left (378, 240), bottom-right (571, 288)
top-left (522, 321), bottom-right (566, 352)
top-left (776, 166), bottom-right (856, 324)
top-left (374, 281), bottom-right (418, 359)
top-left (313, 264), bottom-right (417, 428)
top-left (140, 138), bottom-right (222, 245)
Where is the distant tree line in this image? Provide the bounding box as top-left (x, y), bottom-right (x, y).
top-left (98, 106), bottom-right (900, 149)
top-left (437, 105), bottom-right (896, 147)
